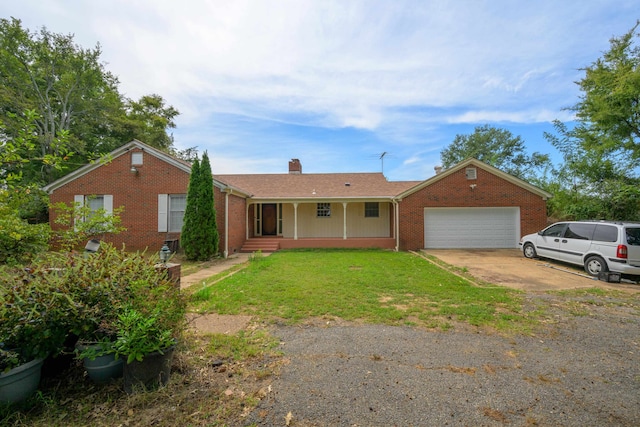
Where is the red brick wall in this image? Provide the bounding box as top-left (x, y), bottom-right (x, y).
top-left (227, 193), bottom-right (247, 255)
top-left (398, 167), bottom-right (548, 250)
top-left (214, 186), bottom-right (226, 253)
top-left (48, 148), bottom-right (244, 253)
top-left (212, 188), bottom-right (247, 255)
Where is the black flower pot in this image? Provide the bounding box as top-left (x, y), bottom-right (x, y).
top-left (122, 346), bottom-right (175, 394)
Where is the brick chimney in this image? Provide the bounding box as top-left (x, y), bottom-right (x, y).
top-left (289, 158), bottom-right (302, 174)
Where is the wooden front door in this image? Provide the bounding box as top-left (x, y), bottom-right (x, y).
top-left (262, 204), bottom-right (277, 236)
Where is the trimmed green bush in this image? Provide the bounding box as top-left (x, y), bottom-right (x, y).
top-left (0, 244), bottom-right (186, 372)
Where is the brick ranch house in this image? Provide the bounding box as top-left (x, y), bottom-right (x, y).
top-left (43, 140), bottom-right (551, 256)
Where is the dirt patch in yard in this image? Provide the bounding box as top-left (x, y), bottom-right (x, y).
top-left (423, 249), bottom-right (639, 292)
top-left (186, 313), bottom-right (253, 335)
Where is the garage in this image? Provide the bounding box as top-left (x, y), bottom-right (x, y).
top-left (424, 207), bottom-right (520, 249)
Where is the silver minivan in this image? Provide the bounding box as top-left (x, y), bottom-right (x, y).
top-left (519, 221), bottom-right (640, 279)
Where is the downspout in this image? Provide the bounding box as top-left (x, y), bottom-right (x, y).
top-left (393, 199), bottom-right (399, 252)
top-left (224, 189), bottom-right (229, 258)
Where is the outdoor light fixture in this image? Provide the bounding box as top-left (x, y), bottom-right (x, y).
top-left (130, 166), bottom-right (138, 174)
top-left (159, 243), bottom-right (171, 264)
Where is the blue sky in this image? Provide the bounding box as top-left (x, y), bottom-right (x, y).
top-left (3, 1), bottom-right (638, 181)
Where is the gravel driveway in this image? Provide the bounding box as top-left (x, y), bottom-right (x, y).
top-left (239, 249), bottom-right (640, 427)
top-left (244, 293), bottom-right (639, 427)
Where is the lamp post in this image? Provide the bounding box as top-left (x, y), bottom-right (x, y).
top-left (159, 243), bottom-right (171, 265)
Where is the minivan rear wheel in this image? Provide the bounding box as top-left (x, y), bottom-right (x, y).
top-left (584, 255), bottom-right (608, 277)
top-left (523, 243), bottom-right (537, 259)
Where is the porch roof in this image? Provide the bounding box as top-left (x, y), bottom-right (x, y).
top-left (214, 172), bottom-right (420, 199)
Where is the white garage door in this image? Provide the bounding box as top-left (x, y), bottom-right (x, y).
top-left (424, 207), bottom-right (520, 249)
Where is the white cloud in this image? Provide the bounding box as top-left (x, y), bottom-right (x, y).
top-left (2, 0), bottom-right (637, 179)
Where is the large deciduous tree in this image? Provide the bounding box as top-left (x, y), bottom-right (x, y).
top-left (573, 21), bottom-right (640, 164)
top-left (440, 124), bottom-right (550, 181)
top-left (0, 17), bottom-right (121, 184)
top-left (0, 17), bottom-right (180, 187)
top-left (544, 22), bottom-right (640, 221)
top-left (115, 94), bottom-right (180, 152)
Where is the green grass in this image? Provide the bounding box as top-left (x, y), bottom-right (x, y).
top-left (192, 249), bottom-right (531, 332)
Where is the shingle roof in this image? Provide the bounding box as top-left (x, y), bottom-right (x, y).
top-left (214, 172), bottom-right (421, 199)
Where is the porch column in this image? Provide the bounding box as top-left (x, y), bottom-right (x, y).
top-left (293, 202), bottom-right (298, 240)
top-left (342, 202), bottom-right (348, 239)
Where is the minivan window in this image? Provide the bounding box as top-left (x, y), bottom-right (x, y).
top-left (592, 224), bottom-right (618, 243)
top-left (627, 228), bottom-right (640, 246)
top-left (564, 223), bottom-right (596, 240)
top-left (542, 223), bottom-right (566, 237)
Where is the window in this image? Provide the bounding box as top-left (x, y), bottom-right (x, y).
top-left (74, 194), bottom-right (113, 216)
top-left (169, 195), bottom-right (186, 232)
top-left (87, 195), bottom-right (105, 215)
top-left (592, 224), bottom-right (618, 243)
top-left (541, 223), bottom-right (566, 237)
top-left (626, 228), bottom-right (640, 246)
top-left (74, 194), bottom-right (113, 229)
top-left (564, 223), bottom-right (595, 240)
top-left (317, 203), bottom-right (331, 217)
top-left (158, 194), bottom-right (187, 232)
top-left (364, 202), bottom-right (379, 218)
top-left (131, 151), bottom-right (143, 165)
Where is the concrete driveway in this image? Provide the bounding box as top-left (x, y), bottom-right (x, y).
top-left (423, 248), bottom-right (639, 292)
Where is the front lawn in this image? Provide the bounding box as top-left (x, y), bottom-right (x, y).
top-left (192, 249), bottom-right (532, 332)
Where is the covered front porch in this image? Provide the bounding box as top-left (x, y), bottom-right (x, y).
top-left (243, 199), bottom-right (399, 252)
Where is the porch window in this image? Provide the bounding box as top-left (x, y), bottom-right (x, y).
top-left (317, 203), bottom-right (331, 217)
top-left (364, 202), bottom-right (379, 218)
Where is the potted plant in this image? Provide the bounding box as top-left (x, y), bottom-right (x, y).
top-left (59, 244), bottom-right (149, 383)
top-left (0, 348), bottom-right (45, 405)
top-left (75, 338), bottom-right (123, 384)
top-left (0, 265), bottom-right (73, 403)
top-left (113, 279), bottom-right (186, 393)
top-left (70, 271), bottom-right (124, 384)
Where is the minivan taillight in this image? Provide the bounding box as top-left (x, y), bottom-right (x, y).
top-left (617, 244), bottom-right (628, 259)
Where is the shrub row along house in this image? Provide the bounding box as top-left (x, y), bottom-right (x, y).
top-left (43, 140), bottom-right (551, 256)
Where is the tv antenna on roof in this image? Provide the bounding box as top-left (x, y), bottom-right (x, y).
top-left (370, 151), bottom-right (392, 175)
top-left (379, 151), bottom-right (388, 175)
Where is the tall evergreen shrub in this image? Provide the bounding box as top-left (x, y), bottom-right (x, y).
top-left (198, 152), bottom-right (219, 258)
top-left (181, 158), bottom-right (201, 260)
top-left (181, 153), bottom-right (219, 260)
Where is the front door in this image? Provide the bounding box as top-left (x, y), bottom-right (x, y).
top-left (262, 204), bottom-right (277, 236)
